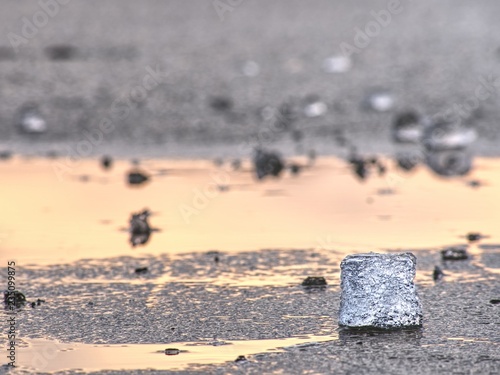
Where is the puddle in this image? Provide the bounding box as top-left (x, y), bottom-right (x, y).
top-left (16, 335), bottom-right (338, 372)
top-left (1, 156), bottom-right (499, 266)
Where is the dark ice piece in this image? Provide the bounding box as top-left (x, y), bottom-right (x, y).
top-left (165, 348), bottom-right (180, 356)
top-left (127, 170), bottom-right (149, 185)
top-left (339, 252), bottom-right (422, 329)
top-left (134, 267), bottom-right (148, 274)
top-left (129, 209), bottom-right (152, 247)
top-left (253, 149), bottom-right (285, 180)
top-left (101, 155), bottom-right (113, 170)
top-left (301, 277), bottom-right (327, 287)
top-left (441, 247), bottom-right (468, 261)
top-left (433, 266), bottom-right (445, 281)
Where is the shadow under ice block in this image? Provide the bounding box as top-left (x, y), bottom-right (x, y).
top-left (339, 252), bottom-right (423, 329)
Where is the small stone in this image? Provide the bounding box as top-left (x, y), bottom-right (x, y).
top-left (214, 256), bottom-right (220, 263)
top-left (235, 355), bottom-right (247, 363)
top-left (339, 252), bottom-right (422, 329)
top-left (31, 302), bottom-right (36, 308)
top-left (165, 348), bottom-right (180, 356)
top-left (135, 267), bottom-right (148, 274)
top-left (433, 266), bottom-right (445, 281)
top-left (101, 155), bottom-right (113, 170)
top-left (289, 164), bottom-right (301, 176)
top-left (466, 232), bottom-right (482, 242)
top-left (37, 298), bottom-right (45, 306)
top-left (129, 209), bottom-right (154, 247)
top-left (253, 149), bottom-right (285, 180)
top-left (441, 247), bottom-right (468, 261)
top-left (301, 276), bottom-right (327, 287)
top-left (127, 170), bottom-right (149, 185)
top-left (490, 299), bottom-right (500, 305)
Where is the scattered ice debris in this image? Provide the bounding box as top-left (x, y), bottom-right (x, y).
top-left (242, 60), bottom-right (260, 77)
top-left (433, 266), bottom-right (445, 281)
top-left (339, 252), bottom-right (422, 329)
top-left (303, 95), bottom-right (327, 118)
top-left (422, 121), bottom-right (477, 151)
top-left (301, 276), bottom-right (327, 287)
top-left (17, 103), bottom-right (47, 134)
top-left (127, 170), bottom-right (150, 185)
top-left (101, 155), bottom-right (113, 170)
top-left (164, 348), bottom-right (180, 356)
top-left (128, 209), bottom-right (154, 247)
top-left (348, 153), bottom-right (385, 181)
top-left (209, 96), bottom-right (233, 112)
top-left (363, 90), bottom-right (394, 112)
top-left (392, 111), bottom-right (422, 143)
top-left (425, 149), bottom-right (472, 177)
top-left (322, 55), bottom-right (352, 73)
top-left (134, 267), bottom-right (148, 274)
top-left (441, 247), bottom-right (468, 261)
top-left (253, 149), bottom-right (285, 180)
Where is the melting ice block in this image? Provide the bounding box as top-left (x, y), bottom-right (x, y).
top-left (339, 252), bottom-right (422, 329)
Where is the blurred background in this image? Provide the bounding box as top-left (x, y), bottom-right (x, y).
top-left (1, 0), bottom-right (500, 158)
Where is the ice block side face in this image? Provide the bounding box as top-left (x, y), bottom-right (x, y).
top-left (339, 253), bottom-right (423, 329)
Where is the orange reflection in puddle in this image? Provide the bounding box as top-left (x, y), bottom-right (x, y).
top-left (18, 335), bottom-right (338, 372)
top-left (0, 156), bottom-right (499, 266)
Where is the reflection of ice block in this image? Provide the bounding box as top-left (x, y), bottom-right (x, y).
top-left (339, 253), bottom-right (422, 329)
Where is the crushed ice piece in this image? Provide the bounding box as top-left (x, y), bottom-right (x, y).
top-left (253, 149), bottom-right (285, 180)
top-left (339, 252), bottom-right (423, 329)
top-left (364, 91), bottom-right (394, 112)
top-left (17, 103), bottom-right (47, 134)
